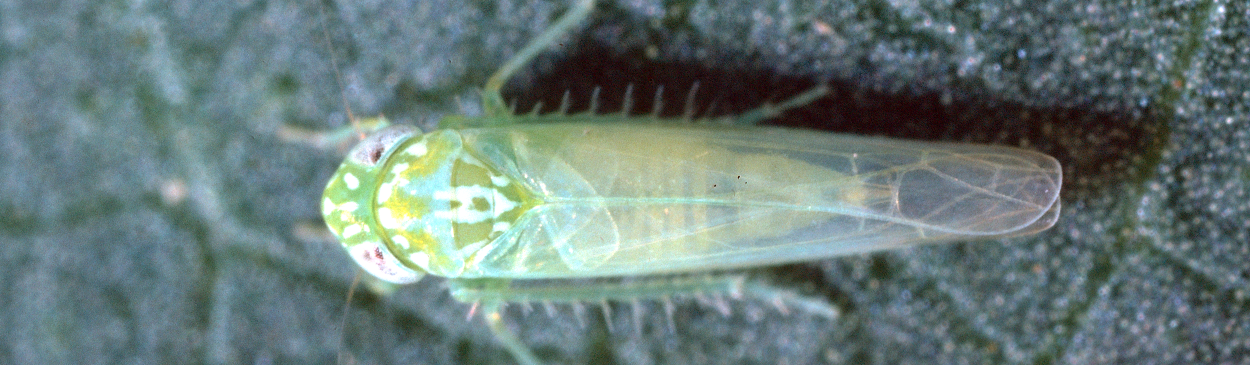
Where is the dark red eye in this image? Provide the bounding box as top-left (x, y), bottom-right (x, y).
top-left (368, 146), bottom-right (384, 164)
top-left (354, 143), bottom-right (385, 165)
top-left (349, 125), bottom-right (419, 166)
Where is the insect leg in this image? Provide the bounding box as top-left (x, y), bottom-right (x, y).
top-left (727, 84), bottom-right (830, 126)
top-left (450, 275), bottom-right (839, 363)
top-left (479, 0), bottom-right (597, 121)
top-left (482, 301), bottom-right (543, 365)
top-left (449, 275), bottom-right (745, 364)
top-left (276, 116), bottom-right (390, 151)
top-left (448, 275), bottom-right (747, 304)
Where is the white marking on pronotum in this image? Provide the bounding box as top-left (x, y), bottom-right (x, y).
top-left (392, 234), bottom-right (410, 249)
top-left (405, 141), bottom-right (428, 157)
top-left (408, 251), bottom-right (431, 268)
top-left (377, 207), bottom-right (401, 230)
top-left (377, 182), bottom-right (394, 203)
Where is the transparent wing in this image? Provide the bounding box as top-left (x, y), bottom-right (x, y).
top-left (462, 125), bottom-right (1061, 278)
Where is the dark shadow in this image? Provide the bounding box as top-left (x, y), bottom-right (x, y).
top-left (501, 32), bottom-right (1162, 198)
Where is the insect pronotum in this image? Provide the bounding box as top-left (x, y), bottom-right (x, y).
top-left (313, 0), bottom-right (1062, 363)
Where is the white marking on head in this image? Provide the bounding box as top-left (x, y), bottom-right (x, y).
top-left (321, 197), bottom-right (335, 216)
top-left (339, 202), bottom-right (359, 212)
top-left (350, 242), bottom-right (422, 283)
top-left (492, 221), bottom-right (511, 233)
top-left (490, 174), bottom-right (510, 187)
top-left (343, 173), bottom-right (360, 190)
top-left (342, 224), bottom-right (363, 238)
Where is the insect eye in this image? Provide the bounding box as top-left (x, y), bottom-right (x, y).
top-left (348, 125), bottom-right (420, 167)
top-left (366, 146), bottom-right (384, 164)
top-left (349, 142), bottom-right (386, 166)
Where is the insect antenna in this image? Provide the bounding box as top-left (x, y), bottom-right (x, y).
top-left (312, 4), bottom-right (382, 364)
top-left (315, 4), bottom-right (365, 140)
top-left (336, 272), bottom-right (363, 365)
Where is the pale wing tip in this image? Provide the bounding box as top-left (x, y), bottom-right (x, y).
top-left (896, 146), bottom-right (1062, 237)
top-left (981, 150), bottom-right (1062, 237)
top-left (997, 194), bottom-right (1062, 238)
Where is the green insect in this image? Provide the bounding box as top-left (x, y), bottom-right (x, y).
top-left (313, 0), bottom-right (1062, 363)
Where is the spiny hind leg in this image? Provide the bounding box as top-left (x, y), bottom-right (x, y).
top-left (448, 275), bottom-right (840, 364)
top-left (482, 302), bottom-right (543, 365)
top-left (476, 0), bottom-right (597, 122)
top-left (449, 276), bottom-right (746, 365)
top-left (727, 84), bottom-right (829, 126)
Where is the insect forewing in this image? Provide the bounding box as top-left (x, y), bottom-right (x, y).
top-left (457, 124), bottom-right (1061, 278)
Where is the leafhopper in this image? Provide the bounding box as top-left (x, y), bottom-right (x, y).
top-left (313, 0), bottom-right (1062, 363)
